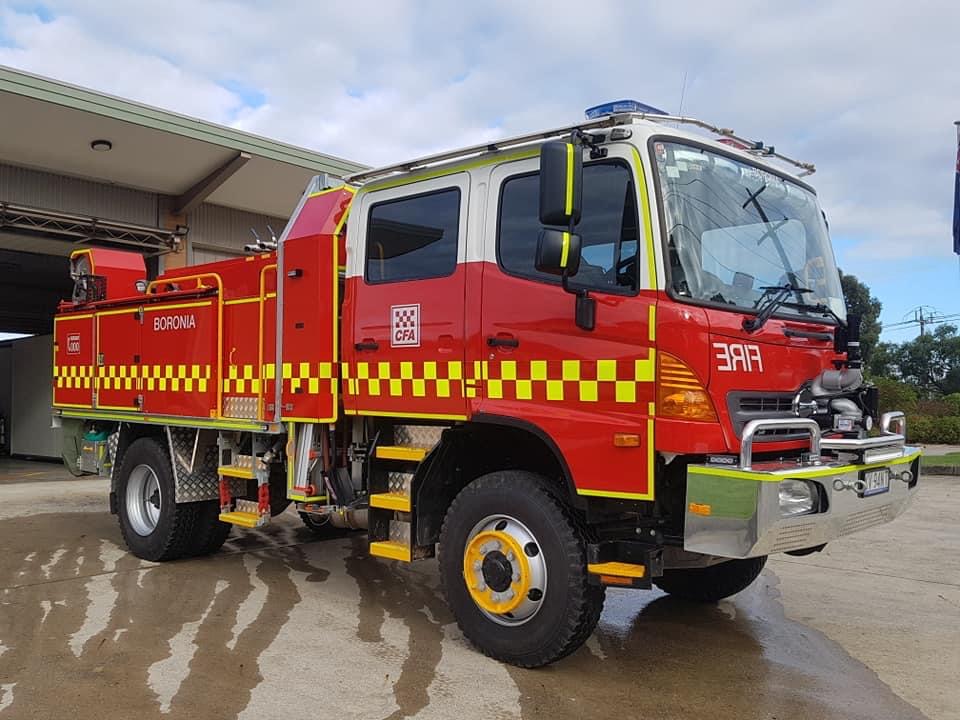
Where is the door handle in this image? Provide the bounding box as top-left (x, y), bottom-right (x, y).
top-left (354, 341), bottom-right (379, 351)
top-left (487, 336), bottom-right (520, 349)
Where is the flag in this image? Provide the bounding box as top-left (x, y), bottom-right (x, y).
top-left (954, 122), bottom-right (960, 255)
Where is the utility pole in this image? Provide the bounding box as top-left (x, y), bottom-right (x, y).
top-left (901, 305), bottom-right (938, 336)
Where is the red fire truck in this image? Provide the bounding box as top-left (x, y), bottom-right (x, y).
top-left (52, 101), bottom-right (920, 667)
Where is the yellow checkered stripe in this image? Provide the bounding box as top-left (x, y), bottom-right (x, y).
top-left (480, 352), bottom-right (656, 403)
top-left (53, 364), bottom-right (94, 389)
top-left (222, 362), bottom-right (337, 396)
top-left (344, 352), bottom-right (656, 403)
top-left (90, 364), bottom-right (212, 392)
top-left (141, 364), bottom-right (212, 393)
top-left (344, 360), bottom-right (463, 398)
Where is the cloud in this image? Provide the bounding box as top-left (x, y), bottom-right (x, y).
top-left (1, 0), bottom-right (959, 332)
top-left (0, 7), bottom-right (243, 121)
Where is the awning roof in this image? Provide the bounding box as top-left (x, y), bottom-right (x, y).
top-left (0, 65), bottom-right (367, 218)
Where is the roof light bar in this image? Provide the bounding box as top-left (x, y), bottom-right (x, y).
top-left (585, 100), bottom-right (668, 118)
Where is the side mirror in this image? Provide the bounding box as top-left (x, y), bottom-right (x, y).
top-left (535, 229), bottom-right (581, 277)
top-left (539, 140), bottom-right (583, 226)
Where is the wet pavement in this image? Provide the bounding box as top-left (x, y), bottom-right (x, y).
top-left (0, 461), bottom-right (957, 720)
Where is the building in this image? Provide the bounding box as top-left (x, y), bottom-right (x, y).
top-left (0, 65), bottom-right (365, 457)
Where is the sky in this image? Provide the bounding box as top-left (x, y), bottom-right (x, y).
top-left (1, 1), bottom-right (958, 342)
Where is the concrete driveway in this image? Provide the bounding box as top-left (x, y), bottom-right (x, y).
top-left (0, 460), bottom-right (956, 720)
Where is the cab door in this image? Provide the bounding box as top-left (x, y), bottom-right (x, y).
top-left (343, 173), bottom-right (470, 420)
top-left (476, 146), bottom-right (658, 500)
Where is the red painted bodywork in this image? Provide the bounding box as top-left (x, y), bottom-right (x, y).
top-left (70, 248), bottom-right (146, 302)
top-left (53, 188), bottom-right (351, 424)
top-left (54, 185), bottom-right (841, 501)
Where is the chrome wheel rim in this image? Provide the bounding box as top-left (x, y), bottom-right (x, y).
top-left (463, 514), bottom-right (548, 627)
top-left (126, 464), bottom-right (161, 536)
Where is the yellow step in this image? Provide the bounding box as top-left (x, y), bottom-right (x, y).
top-left (218, 510), bottom-right (262, 528)
top-left (375, 445), bottom-right (429, 462)
top-left (369, 492), bottom-right (412, 512)
top-left (218, 465), bottom-right (256, 480)
top-left (587, 561), bottom-right (647, 578)
top-left (369, 540), bottom-right (411, 562)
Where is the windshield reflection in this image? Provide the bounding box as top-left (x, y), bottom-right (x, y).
top-left (653, 141), bottom-right (845, 322)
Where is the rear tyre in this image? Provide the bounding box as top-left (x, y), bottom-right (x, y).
top-left (116, 437), bottom-right (200, 562)
top-left (439, 471), bottom-right (605, 668)
top-left (653, 556), bottom-right (767, 602)
top-left (186, 500), bottom-right (232, 557)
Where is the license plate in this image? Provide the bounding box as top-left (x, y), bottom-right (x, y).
top-left (861, 468), bottom-right (890, 497)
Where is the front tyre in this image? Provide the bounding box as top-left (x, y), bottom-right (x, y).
top-left (439, 471), bottom-right (604, 668)
top-left (653, 556), bottom-right (767, 602)
top-left (116, 437), bottom-right (200, 562)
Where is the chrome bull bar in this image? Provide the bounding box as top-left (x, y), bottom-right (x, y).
top-left (740, 418), bottom-right (821, 470)
top-left (741, 414), bottom-right (908, 470)
top-left (686, 413), bottom-right (919, 559)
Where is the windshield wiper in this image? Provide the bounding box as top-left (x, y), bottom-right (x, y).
top-left (743, 284), bottom-right (813, 332)
top-left (779, 300), bottom-right (847, 328)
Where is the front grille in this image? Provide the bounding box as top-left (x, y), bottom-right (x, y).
top-left (739, 396), bottom-right (793, 413)
top-left (727, 391), bottom-right (802, 439)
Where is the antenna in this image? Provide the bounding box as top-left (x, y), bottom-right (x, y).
top-left (677, 68), bottom-right (689, 119)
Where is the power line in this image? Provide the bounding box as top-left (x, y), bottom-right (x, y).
top-left (880, 307), bottom-right (960, 335)
top-left (880, 312), bottom-right (960, 338)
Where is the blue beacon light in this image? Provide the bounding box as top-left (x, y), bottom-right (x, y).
top-left (584, 100), bottom-right (668, 119)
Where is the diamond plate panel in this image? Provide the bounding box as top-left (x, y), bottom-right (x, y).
top-left (388, 472), bottom-right (413, 496)
top-left (389, 519), bottom-right (411, 545)
top-left (167, 426), bottom-right (220, 502)
top-left (235, 498), bottom-right (260, 514)
top-left (234, 454), bottom-right (255, 468)
top-left (394, 425), bottom-right (444, 449)
top-left (223, 396), bottom-right (259, 419)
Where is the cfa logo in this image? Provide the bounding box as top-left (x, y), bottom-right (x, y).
top-left (153, 314), bottom-right (197, 331)
top-left (713, 342), bottom-right (764, 372)
top-left (66, 334), bottom-right (81, 355)
top-left (391, 304), bottom-right (420, 347)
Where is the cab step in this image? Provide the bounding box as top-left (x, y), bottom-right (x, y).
top-left (366, 426), bottom-right (443, 564)
top-left (369, 492), bottom-right (412, 512)
top-left (369, 540), bottom-right (412, 562)
top-left (218, 465), bottom-right (257, 480)
top-left (369, 472), bottom-right (413, 512)
top-left (374, 445), bottom-right (429, 462)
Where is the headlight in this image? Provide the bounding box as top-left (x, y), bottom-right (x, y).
top-left (779, 479), bottom-right (817, 517)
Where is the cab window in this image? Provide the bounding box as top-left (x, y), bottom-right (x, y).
top-left (365, 188), bottom-right (460, 283)
top-left (497, 161), bottom-right (640, 292)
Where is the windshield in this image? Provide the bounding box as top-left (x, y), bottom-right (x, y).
top-left (653, 141), bottom-right (845, 322)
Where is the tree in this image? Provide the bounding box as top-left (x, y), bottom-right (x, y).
top-left (892, 324), bottom-right (960, 396)
top-left (867, 341), bottom-right (898, 378)
top-left (838, 270), bottom-right (882, 365)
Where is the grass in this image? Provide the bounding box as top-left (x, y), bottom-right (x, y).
top-left (920, 452), bottom-right (960, 467)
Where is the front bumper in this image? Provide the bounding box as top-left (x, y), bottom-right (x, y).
top-left (684, 415), bottom-right (921, 559)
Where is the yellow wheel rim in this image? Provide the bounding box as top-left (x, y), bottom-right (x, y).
top-left (463, 529), bottom-right (531, 616)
